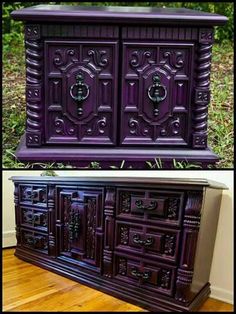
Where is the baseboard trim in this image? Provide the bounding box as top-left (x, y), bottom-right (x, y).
top-left (210, 285), bottom-right (233, 304)
top-left (3, 230), bottom-right (16, 248)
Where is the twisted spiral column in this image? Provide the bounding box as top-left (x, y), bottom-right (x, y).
top-left (192, 41), bottom-right (213, 148)
top-left (25, 24), bottom-right (43, 147)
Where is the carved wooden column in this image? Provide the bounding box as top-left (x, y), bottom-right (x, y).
top-left (14, 183), bottom-right (21, 245)
top-left (48, 185), bottom-right (56, 256)
top-left (192, 28), bottom-right (213, 148)
top-left (25, 24), bottom-right (43, 147)
top-left (103, 187), bottom-right (116, 278)
top-left (175, 191), bottom-right (203, 303)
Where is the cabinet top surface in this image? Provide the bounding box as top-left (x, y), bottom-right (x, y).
top-left (11, 5), bottom-right (227, 26)
top-left (9, 176), bottom-right (227, 189)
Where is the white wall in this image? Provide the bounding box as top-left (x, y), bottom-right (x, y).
top-left (2, 170), bottom-right (233, 304)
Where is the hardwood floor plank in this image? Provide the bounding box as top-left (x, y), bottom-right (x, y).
top-left (3, 249), bottom-right (233, 312)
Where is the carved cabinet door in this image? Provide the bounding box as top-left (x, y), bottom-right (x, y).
top-left (45, 40), bottom-right (118, 145)
top-left (56, 186), bottom-right (104, 272)
top-left (120, 42), bottom-right (194, 146)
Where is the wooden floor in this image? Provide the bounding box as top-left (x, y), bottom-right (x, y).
top-left (3, 248), bottom-right (233, 312)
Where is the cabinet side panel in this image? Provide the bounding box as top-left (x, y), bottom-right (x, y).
top-left (191, 187), bottom-right (223, 293)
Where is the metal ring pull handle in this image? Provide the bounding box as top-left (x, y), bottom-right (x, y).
top-left (133, 234), bottom-right (154, 247)
top-left (70, 72), bottom-right (90, 116)
top-left (147, 74), bottom-right (167, 116)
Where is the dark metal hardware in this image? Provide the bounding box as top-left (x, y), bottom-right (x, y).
top-left (147, 74), bottom-right (167, 116)
top-left (131, 268), bottom-right (151, 280)
top-left (135, 199), bottom-right (158, 210)
top-left (70, 72), bottom-right (90, 116)
top-left (133, 234), bottom-right (154, 247)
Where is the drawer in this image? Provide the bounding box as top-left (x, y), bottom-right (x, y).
top-left (115, 221), bottom-right (180, 263)
top-left (120, 41), bottom-right (194, 146)
top-left (19, 184), bottom-right (47, 207)
top-left (20, 206), bottom-right (48, 231)
top-left (20, 228), bottom-right (48, 253)
top-left (116, 188), bottom-right (184, 227)
top-left (114, 253), bottom-right (176, 296)
top-left (44, 40), bottom-right (118, 146)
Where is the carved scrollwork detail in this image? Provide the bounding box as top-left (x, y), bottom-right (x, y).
top-left (87, 49), bottom-right (108, 68)
top-left (160, 117), bottom-right (180, 136)
top-left (118, 257), bottom-right (127, 275)
top-left (68, 210), bottom-right (80, 241)
top-left (192, 42), bottom-right (212, 148)
top-left (164, 235), bottom-right (175, 255)
top-left (160, 269), bottom-right (171, 289)
top-left (120, 192), bottom-right (131, 213)
top-left (86, 198), bottom-right (96, 260)
top-left (128, 117), bottom-right (149, 136)
top-left (120, 226), bottom-right (129, 245)
top-left (25, 24), bottom-right (40, 40)
top-left (199, 28), bottom-right (214, 44)
top-left (167, 198), bottom-right (179, 219)
top-left (53, 49), bottom-right (77, 68)
top-left (54, 116), bottom-right (76, 136)
top-left (163, 51), bottom-right (184, 69)
top-left (130, 50), bottom-right (154, 69)
top-left (22, 187), bottom-right (32, 201)
top-left (86, 117), bottom-right (107, 135)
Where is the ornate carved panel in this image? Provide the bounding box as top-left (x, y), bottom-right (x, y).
top-left (121, 42), bottom-right (194, 146)
top-left (19, 185), bottom-right (47, 206)
top-left (45, 40), bottom-right (118, 145)
top-left (57, 187), bottom-right (104, 271)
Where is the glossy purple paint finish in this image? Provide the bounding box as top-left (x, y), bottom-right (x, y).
top-left (11, 176), bottom-right (226, 311)
top-left (11, 5), bottom-right (228, 168)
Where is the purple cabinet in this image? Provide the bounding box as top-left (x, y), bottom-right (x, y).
top-left (11, 176), bottom-right (227, 312)
top-left (11, 5), bottom-right (228, 168)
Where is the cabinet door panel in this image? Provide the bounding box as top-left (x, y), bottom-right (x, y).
top-left (56, 186), bottom-right (104, 272)
top-left (45, 40), bottom-right (118, 145)
top-left (121, 42), bottom-right (194, 146)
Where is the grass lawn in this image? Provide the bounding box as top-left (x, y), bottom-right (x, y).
top-left (2, 37), bottom-right (234, 169)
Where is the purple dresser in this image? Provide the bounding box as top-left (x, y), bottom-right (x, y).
top-left (11, 176), bottom-right (227, 311)
top-left (11, 5), bottom-right (227, 168)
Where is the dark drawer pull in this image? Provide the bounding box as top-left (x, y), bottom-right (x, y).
top-left (147, 74), bottom-right (167, 116)
top-left (135, 199), bottom-right (157, 211)
top-left (70, 72), bottom-right (90, 116)
top-left (133, 234), bottom-right (154, 247)
top-left (33, 213), bottom-right (45, 225)
top-left (26, 235), bottom-right (43, 247)
top-left (131, 268), bottom-right (151, 280)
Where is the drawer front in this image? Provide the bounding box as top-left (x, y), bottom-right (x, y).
top-left (20, 206), bottom-right (48, 231)
top-left (120, 41), bottom-right (194, 146)
top-left (45, 40), bottom-right (118, 145)
top-left (114, 253), bottom-right (176, 296)
top-left (115, 221), bottom-right (180, 263)
top-left (19, 184), bottom-right (47, 207)
top-left (116, 188), bottom-right (184, 227)
top-left (20, 228), bottom-right (48, 253)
